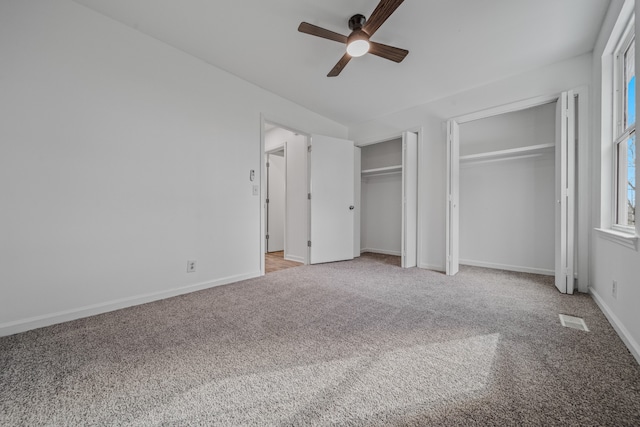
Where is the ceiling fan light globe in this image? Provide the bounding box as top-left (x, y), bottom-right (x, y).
top-left (347, 39), bottom-right (370, 57)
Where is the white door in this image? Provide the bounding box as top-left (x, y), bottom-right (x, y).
top-left (555, 91), bottom-right (575, 294)
top-left (402, 131), bottom-right (418, 268)
top-left (446, 120), bottom-right (460, 275)
top-left (266, 152), bottom-right (285, 252)
top-left (309, 135), bottom-right (355, 264)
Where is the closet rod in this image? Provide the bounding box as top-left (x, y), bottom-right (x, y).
top-left (361, 165), bottom-right (402, 177)
top-left (460, 143), bottom-right (554, 164)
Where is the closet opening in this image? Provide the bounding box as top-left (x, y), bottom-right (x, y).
top-left (360, 138), bottom-right (402, 264)
top-left (357, 131), bottom-right (418, 268)
top-left (446, 89), bottom-right (585, 294)
top-left (458, 101), bottom-right (557, 277)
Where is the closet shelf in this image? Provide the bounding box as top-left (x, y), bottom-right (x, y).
top-left (361, 165), bottom-right (402, 177)
top-left (460, 143), bottom-right (555, 164)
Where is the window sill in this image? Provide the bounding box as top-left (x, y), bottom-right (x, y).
top-left (595, 228), bottom-right (639, 251)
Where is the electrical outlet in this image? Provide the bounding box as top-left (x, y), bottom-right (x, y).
top-left (187, 260), bottom-right (196, 273)
top-left (612, 280), bottom-right (617, 299)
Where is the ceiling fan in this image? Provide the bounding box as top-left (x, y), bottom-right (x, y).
top-left (298, 0), bottom-right (409, 77)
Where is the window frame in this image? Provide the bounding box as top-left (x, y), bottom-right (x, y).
top-left (612, 16), bottom-right (636, 233)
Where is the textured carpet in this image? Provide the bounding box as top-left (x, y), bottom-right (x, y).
top-left (1, 254), bottom-right (640, 426)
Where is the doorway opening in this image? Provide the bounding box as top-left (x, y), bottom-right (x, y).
top-left (263, 122), bottom-right (307, 274)
top-left (356, 131), bottom-right (419, 269)
top-left (260, 118), bottom-right (357, 274)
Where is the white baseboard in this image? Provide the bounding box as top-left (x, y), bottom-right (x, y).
top-left (284, 254), bottom-right (305, 263)
top-left (590, 287), bottom-right (640, 366)
top-left (0, 271), bottom-right (260, 337)
top-left (361, 248), bottom-right (401, 256)
top-left (459, 259), bottom-right (553, 276)
top-left (419, 262), bottom-right (445, 272)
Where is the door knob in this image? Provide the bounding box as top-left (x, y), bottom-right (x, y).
top-left (349, 205), bottom-right (355, 210)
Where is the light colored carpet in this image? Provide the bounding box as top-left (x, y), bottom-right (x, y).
top-left (1, 254), bottom-right (640, 426)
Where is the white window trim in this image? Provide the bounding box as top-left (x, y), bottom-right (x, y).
top-left (599, 3), bottom-right (639, 250)
top-left (613, 20), bottom-right (636, 231)
top-left (613, 22), bottom-right (635, 139)
top-left (612, 124), bottom-right (635, 231)
top-left (595, 227), bottom-right (639, 250)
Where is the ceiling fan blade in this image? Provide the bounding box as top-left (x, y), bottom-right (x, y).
top-left (298, 22), bottom-right (348, 44)
top-left (368, 41), bottom-right (408, 63)
top-left (363, 0), bottom-right (404, 37)
top-left (328, 53), bottom-right (352, 77)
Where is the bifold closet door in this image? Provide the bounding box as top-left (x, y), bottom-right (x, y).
top-left (446, 120), bottom-right (460, 275)
top-left (555, 91), bottom-right (575, 294)
top-left (309, 134), bottom-right (355, 264)
top-left (402, 131), bottom-right (418, 268)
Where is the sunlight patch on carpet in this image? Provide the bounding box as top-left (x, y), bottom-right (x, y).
top-left (136, 333), bottom-right (500, 425)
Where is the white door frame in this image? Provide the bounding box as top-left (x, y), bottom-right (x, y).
top-left (402, 131), bottom-right (419, 268)
top-left (445, 87), bottom-right (589, 292)
top-left (354, 146), bottom-right (362, 258)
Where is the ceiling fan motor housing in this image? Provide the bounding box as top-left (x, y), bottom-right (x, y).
top-left (348, 14), bottom-right (367, 31)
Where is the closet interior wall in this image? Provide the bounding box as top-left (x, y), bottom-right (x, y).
top-left (459, 102), bottom-right (557, 275)
top-left (360, 138), bottom-right (402, 256)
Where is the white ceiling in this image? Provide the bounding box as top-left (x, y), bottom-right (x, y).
top-left (72, 0), bottom-right (610, 126)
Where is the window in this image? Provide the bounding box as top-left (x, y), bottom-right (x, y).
top-left (614, 21), bottom-right (636, 229)
top-left (597, 2), bottom-right (639, 249)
